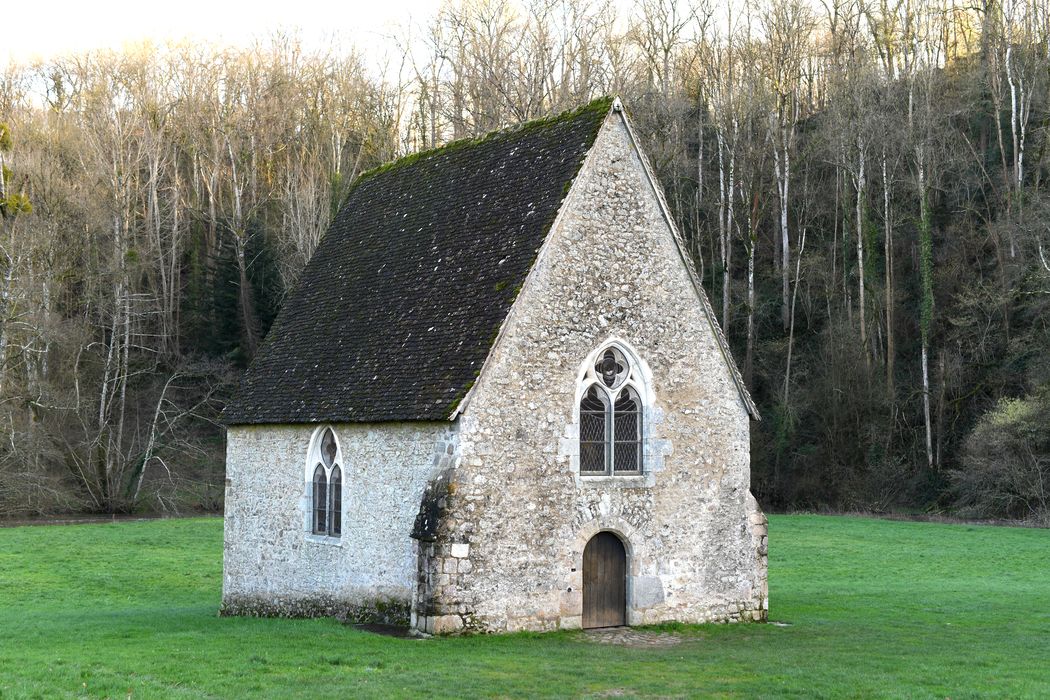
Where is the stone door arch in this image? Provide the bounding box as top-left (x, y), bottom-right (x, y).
top-left (582, 531), bottom-right (627, 628)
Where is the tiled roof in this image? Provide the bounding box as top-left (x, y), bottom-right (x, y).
top-left (223, 98), bottom-right (614, 424)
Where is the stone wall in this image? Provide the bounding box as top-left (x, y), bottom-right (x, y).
top-left (222, 422), bottom-right (457, 623)
top-left (416, 109), bottom-right (767, 633)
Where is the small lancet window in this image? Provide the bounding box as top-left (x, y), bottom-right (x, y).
top-left (613, 388), bottom-right (641, 473)
top-left (309, 427), bottom-right (343, 538)
top-left (313, 464), bottom-right (328, 534)
top-left (578, 345), bottom-right (645, 476)
top-left (330, 466), bottom-right (342, 537)
top-left (580, 386), bottom-right (610, 473)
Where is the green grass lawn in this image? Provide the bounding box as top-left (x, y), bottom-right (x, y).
top-left (0, 516), bottom-right (1047, 699)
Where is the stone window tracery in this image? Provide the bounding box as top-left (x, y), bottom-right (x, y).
top-left (308, 427), bottom-right (342, 538)
top-left (578, 344), bottom-right (644, 475)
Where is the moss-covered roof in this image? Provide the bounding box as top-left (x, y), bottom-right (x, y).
top-left (224, 97), bottom-right (613, 424)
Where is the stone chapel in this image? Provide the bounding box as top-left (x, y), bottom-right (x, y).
top-left (221, 97), bottom-right (768, 634)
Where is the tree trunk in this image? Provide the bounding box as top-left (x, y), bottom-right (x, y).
top-left (784, 227), bottom-right (807, 406)
top-left (882, 151), bottom-right (894, 399)
top-left (774, 119), bottom-right (792, 332)
top-left (855, 137), bottom-right (868, 369)
top-left (745, 189), bottom-right (759, 385)
top-left (918, 154), bottom-right (935, 472)
top-left (921, 342), bottom-right (934, 471)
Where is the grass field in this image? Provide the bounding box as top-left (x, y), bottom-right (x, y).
top-left (0, 516), bottom-right (1047, 699)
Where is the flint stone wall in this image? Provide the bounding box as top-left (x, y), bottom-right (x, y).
top-left (414, 112), bottom-right (767, 634)
top-left (222, 422), bottom-right (457, 623)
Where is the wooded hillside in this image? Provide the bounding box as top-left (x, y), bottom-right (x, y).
top-left (1, 0), bottom-right (1048, 522)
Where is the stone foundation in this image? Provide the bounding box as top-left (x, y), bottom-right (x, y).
top-left (220, 594), bottom-right (411, 625)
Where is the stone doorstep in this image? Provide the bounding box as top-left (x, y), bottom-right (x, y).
top-left (579, 627), bottom-right (684, 648)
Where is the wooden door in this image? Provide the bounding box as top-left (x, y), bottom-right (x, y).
top-left (582, 532), bottom-right (626, 628)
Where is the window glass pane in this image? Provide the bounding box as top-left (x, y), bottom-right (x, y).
top-left (595, 349), bottom-right (627, 390)
top-left (320, 429), bottom-right (338, 468)
top-left (613, 389), bottom-right (641, 473)
top-left (580, 385), bottom-right (608, 473)
top-left (330, 467), bottom-right (342, 537)
top-left (613, 441), bottom-right (640, 472)
top-left (313, 464), bottom-right (328, 534)
top-left (581, 440), bottom-right (606, 473)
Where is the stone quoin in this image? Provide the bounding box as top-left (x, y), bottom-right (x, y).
top-left (221, 97), bottom-right (768, 634)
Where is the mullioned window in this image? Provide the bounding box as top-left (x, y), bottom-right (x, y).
top-left (308, 427), bottom-right (343, 537)
top-left (579, 345), bottom-right (644, 475)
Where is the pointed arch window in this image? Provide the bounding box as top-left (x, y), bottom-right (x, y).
top-left (308, 427), bottom-right (343, 538)
top-left (578, 345), bottom-right (645, 476)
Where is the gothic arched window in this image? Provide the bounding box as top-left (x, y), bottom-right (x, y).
top-left (308, 427), bottom-right (343, 537)
top-left (578, 345), bottom-right (645, 476)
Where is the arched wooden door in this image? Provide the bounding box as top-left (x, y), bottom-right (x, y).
top-left (582, 532), bottom-right (626, 628)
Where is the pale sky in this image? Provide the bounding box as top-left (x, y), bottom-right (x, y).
top-left (1, 0), bottom-right (444, 67)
